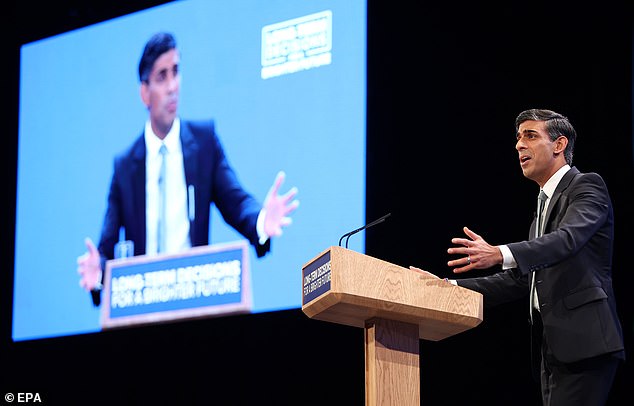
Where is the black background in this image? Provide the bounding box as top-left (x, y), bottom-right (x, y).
top-left (3, 1), bottom-right (633, 405)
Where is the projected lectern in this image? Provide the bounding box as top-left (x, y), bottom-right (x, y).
top-left (101, 240), bottom-right (252, 329)
top-left (302, 246), bottom-right (483, 406)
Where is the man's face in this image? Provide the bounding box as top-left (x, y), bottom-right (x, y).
top-left (516, 120), bottom-right (567, 187)
top-left (141, 48), bottom-right (180, 138)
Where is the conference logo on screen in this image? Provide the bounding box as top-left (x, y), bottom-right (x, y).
top-left (261, 10), bottom-right (332, 79)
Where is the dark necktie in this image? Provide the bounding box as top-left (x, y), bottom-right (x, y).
top-left (529, 189), bottom-right (548, 321)
top-left (157, 144), bottom-right (167, 253)
top-left (536, 190), bottom-right (548, 238)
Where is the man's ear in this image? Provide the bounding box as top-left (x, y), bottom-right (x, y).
top-left (140, 82), bottom-right (150, 108)
top-left (554, 135), bottom-right (568, 155)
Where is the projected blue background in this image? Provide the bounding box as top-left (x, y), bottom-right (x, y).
top-left (14, 0), bottom-right (366, 341)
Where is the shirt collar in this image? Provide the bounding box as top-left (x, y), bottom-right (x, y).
top-left (144, 117), bottom-right (181, 155)
top-left (542, 164), bottom-right (571, 199)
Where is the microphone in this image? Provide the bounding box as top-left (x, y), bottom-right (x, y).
top-left (338, 213), bottom-right (391, 249)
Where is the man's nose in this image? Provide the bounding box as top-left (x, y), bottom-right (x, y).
top-left (516, 139), bottom-right (525, 151)
top-left (167, 74), bottom-right (179, 92)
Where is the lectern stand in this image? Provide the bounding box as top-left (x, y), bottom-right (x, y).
top-left (302, 246), bottom-right (483, 405)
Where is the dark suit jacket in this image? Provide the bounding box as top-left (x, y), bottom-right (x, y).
top-left (91, 119), bottom-right (269, 305)
top-left (458, 166), bottom-right (624, 363)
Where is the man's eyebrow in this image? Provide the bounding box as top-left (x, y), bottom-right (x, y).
top-left (516, 129), bottom-right (539, 139)
top-left (517, 129), bottom-right (539, 135)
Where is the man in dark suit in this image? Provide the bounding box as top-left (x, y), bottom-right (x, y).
top-left (77, 32), bottom-right (299, 306)
top-left (443, 109), bottom-right (624, 405)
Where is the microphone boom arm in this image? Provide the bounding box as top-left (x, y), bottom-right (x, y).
top-left (338, 213), bottom-right (392, 248)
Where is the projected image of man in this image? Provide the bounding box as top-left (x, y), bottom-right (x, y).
top-left (77, 32), bottom-right (299, 306)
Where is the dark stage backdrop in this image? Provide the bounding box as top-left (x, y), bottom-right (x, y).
top-left (4, 1), bottom-right (633, 405)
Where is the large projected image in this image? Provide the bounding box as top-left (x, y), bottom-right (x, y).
top-left (14, 0), bottom-right (366, 341)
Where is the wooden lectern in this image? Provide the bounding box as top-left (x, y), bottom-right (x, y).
top-left (302, 246), bottom-right (483, 405)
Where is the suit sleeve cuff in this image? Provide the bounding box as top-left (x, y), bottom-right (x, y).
top-left (256, 209), bottom-right (269, 245)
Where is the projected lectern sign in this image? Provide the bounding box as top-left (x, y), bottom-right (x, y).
top-left (101, 241), bottom-right (251, 329)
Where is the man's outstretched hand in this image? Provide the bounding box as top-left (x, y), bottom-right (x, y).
top-left (447, 226), bottom-right (503, 273)
top-left (263, 171), bottom-right (299, 238)
top-left (77, 237), bottom-right (102, 291)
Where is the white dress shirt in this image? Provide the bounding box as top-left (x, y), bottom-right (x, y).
top-left (145, 118), bottom-right (191, 255)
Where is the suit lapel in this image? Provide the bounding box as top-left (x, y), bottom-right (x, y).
top-left (542, 166), bottom-right (580, 232)
top-left (180, 121), bottom-right (200, 241)
top-left (180, 121), bottom-right (199, 187)
top-left (131, 135), bottom-right (147, 252)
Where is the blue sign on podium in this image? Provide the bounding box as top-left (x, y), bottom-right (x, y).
top-left (101, 240), bottom-right (251, 329)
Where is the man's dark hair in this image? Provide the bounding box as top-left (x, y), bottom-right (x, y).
top-left (515, 108), bottom-right (576, 165)
top-left (138, 32), bottom-right (177, 83)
